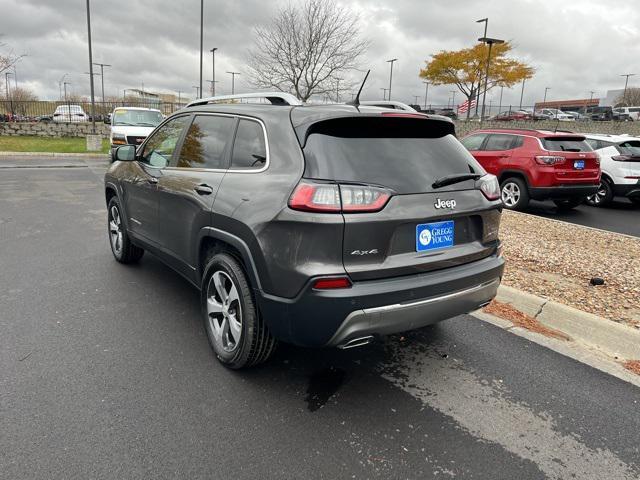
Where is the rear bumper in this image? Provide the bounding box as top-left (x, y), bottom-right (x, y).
top-left (529, 184), bottom-right (599, 200)
top-left (257, 253), bottom-right (504, 347)
top-left (613, 182), bottom-right (640, 198)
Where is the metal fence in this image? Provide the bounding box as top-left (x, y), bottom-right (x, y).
top-left (0, 100), bottom-right (188, 123)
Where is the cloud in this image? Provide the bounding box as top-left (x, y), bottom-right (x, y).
top-left (1, 0), bottom-right (638, 108)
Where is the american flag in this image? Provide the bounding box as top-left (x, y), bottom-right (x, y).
top-left (457, 98), bottom-right (477, 113)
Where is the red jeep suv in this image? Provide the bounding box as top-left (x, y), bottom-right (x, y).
top-left (461, 128), bottom-right (600, 210)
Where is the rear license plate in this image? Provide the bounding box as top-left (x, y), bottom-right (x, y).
top-left (416, 220), bottom-right (454, 252)
top-left (574, 160), bottom-right (585, 170)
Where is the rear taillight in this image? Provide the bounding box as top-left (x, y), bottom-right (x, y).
top-left (312, 276), bottom-right (352, 290)
top-left (289, 181), bottom-right (392, 213)
top-left (476, 174), bottom-right (500, 201)
top-left (535, 155), bottom-right (566, 165)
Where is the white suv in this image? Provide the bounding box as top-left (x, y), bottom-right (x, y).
top-left (584, 134), bottom-right (640, 206)
top-left (107, 107), bottom-right (163, 160)
top-left (613, 107), bottom-right (640, 121)
top-left (53, 104), bottom-right (88, 122)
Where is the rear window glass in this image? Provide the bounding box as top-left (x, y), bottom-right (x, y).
top-left (302, 117), bottom-right (485, 194)
top-left (541, 137), bottom-right (592, 152)
top-left (616, 140), bottom-right (640, 156)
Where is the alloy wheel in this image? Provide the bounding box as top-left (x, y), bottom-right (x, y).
top-left (501, 182), bottom-right (521, 207)
top-left (586, 182), bottom-right (607, 205)
top-left (109, 205), bottom-right (123, 256)
top-left (206, 271), bottom-right (242, 353)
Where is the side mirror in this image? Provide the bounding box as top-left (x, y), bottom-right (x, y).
top-left (115, 145), bottom-right (136, 162)
top-left (104, 117), bottom-right (111, 124)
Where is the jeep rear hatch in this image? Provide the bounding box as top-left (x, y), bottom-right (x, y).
top-left (298, 116), bottom-right (501, 281)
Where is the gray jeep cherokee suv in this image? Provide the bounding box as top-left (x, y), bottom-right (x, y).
top-left (104, 93), bottom-right (504, 369)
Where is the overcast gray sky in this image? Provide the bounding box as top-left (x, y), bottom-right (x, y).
top-left (1, 0), bottom-right (638, 108)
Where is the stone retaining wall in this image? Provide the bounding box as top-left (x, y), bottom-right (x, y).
top-left (454, 120), bottom-right (640, 138)
top-left (0, 121), bottom-right (109, 137)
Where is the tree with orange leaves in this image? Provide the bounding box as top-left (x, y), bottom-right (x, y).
top-left (419, 42), bottom-right (533, 119)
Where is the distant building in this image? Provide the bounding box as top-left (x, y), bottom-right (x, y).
top-left (123, 89), bottom-right (160, 107)
top-left (534, 98), bottom-right (599, 110)
top-left (601, 89), bottom-right (625, 107)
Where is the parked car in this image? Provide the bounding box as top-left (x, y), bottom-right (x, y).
top-left (583, 106), bottom-right (632, 122)
top-left (434, 108), bottom-right (458, 120)
top-left (461, 128), bottom-right (600, 211)
top-left (491, 110), bottom-right (533, 121)
top-left (107, 107), bottom-right (164, 160)
top-left (52, 104), bottom-right (88, 123)
top-left (613, 106), bottom-right (640, 121)
top-left (104, 92), bottom-right (504, 368)
top-left (535, 108), bottom-right (575, 121)
top-left (583, 134), bottom-right (640, 206)
top-left (564, 110), bottom-right (589, 121)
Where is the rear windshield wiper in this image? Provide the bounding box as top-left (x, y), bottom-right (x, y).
top-left (432, 173), bottom-right (481, 189)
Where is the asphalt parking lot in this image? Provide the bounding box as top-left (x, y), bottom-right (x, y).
top-left (527, 199), bottom-right (640, 237)
top-left (1, 158), bottom-right (639, 479)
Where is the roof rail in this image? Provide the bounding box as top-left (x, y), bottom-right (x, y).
top-left (359, 100), bottom-right (417, 112)
top-left (186, 92), bottom-right (303, 108)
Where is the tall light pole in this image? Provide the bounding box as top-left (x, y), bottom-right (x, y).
top-left (423, 81), bottom-right (430, 110)
top-left (413, 95), bottom-right (420, 105)
top-left (5, 72), bottom-right (13, 119)
top-left (478, 36), bottom-right (504, 121)
top-left (386, 58), bottom-right (397, 100)
top-left (450, 90), bottom-right (457, 109)
top-left (620, 73), bottom-right (635, 105)
top-left (85, 0), bottom-right (96, 133)
top-left (58, 73), bottom-right (68, 101)
top-left (177, 90), bottom-right (182, 105)
top-left (589, 91), bottom-right (595, 101)
top-left (93, 62), bottom-right (111, 104)
top-left (519, 78), bottom-right (525, 110)
top-left (380, 88), bottom-right (388, 100)
top-left (474, 18), bottom-right (488, 117)
top-left (192, 86), bottom-right (200, 98)
top-left (227, 71), bottom-right (240, 95)
top-left (199, 0), bottom-right (204, 100)
top-left (210, 47), bottom-right (217, 96)
top-left (498, 85), bottom-right (504, 113)
top-left (543, 87), bottom-right (551, 104)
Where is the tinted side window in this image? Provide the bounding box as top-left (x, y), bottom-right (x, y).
top-left (461, 134), bottom-right (487, 151)
top-left (231, 119), bottom-right (267, 169)
top-left (484, 134), bottom-right (515, 151)
top-left (177, 115), bottom-right (235, 169)
top-left (141, 116), bottom-right (190, 168)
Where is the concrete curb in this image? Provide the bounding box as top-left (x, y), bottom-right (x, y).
top-left (0, 151), bottom-right (107, 158)
top-left (489, 285), bottom-right (640, 361)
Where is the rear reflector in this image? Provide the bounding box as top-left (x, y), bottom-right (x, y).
top-left (312, 277), bottom-right (352, 290)
top-left (289, 180), bottom-right (392, 213)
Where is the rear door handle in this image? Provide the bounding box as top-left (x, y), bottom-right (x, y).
top-left (194, 184), bottom-right (214, 195)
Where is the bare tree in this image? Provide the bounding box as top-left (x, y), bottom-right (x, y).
top-left (246, 0), bottom-right (369, 102)
top-left (615, 88), bottom-right (640, 107)
top-left (0, 36), bottom-right (25, 76)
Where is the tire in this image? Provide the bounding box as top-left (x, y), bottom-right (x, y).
top-left (201, 252), bottom-right (276, 369)
top-left (107, 197), bottom-right (144, 264)
top-left (500, 177), bottom-right (530, 211)
top-left (553, 197), bottom-right (584, 211)
top-left (584, 179), bottom-right (613, 207)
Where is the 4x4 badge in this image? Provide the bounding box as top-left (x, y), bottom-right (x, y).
top-left (434, 198), bottom-right (456, 209)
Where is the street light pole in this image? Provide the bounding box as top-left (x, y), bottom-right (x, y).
top-left (5, 72), bottom-right (14, 119)
top-left (450, 90), bottom-right (457, 109)
top-left (519, 78), bottom-right (525, 110)
top-left (93, 62), bottom-right (111, 104)
top-left (192, 86), bottom-right (200, 98)
top-left (380, 88), bottom-right (388, 100)
top-left (474, 18), bottom-right (488, 117)
top-left (498, 85), bottom-right (504, 113)
top-left (210, 47), bottom-right (217, 96)
top-left (85, 0), bottom-right (96, 133)
top-left (423, 81), bottom-right (429, 110)
top-left (413, 95), bottom-right (420, 105)
top-left (199, 0), bottom-right (204, 100)
top-left (620, 73), bottom-right (636, 105)
top-left (386, 58), bottom-right (397, 100)
top-left (227, 71), bottom-right (240, 95)
top-left (478, 36), bottom-right (504, 121)
top-left (543, 87), bottom-right (550, 104)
